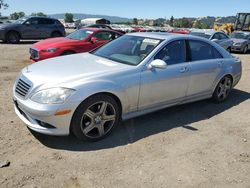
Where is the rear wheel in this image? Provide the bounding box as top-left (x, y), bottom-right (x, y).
top-left (6, 31), bottom-right (20, 44)
top-left (212, 76), bottom-right (233, 102)
top-left (71, 94), bottom-right (121, 141)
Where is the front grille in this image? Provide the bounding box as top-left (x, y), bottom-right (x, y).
top-left (15, 79), bottom-right (31, 98)
top-left (30, 48), bottom-right (39, 59)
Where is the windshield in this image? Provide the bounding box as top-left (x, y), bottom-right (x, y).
top-left (92, 35), bottom-right (162, 66)
top-left (231, 32), bottom-right (250, 40)
top-left (190, 32), bottom-right (211, 39)
top-left (66, 29), bottom-right (93, 40)
top-left (15, 17), bottom-right (27, 24)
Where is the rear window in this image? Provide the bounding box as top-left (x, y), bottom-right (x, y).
top-left (188, 40), bottom-right (222, 61)
top-left (38, 18), bottom-right (55, 25)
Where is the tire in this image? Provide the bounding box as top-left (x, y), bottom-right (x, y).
top-left (226, 47), bottom-right (231, 53)
top-left (51, 31), bottom-right (62, 38)
top-left (243, 45), bottom-right (248, 54)
top-left (61, 51), bottom-right (75, 56)
top-left (6, 31), bottom-right (20, 44)
top-left (71, 94), bottom-right (121, 141)
top-left (212, 76), bottom-right (233, 103)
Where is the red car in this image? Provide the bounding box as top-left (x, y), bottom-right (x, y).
top-left (168, 28), bottom-right (190, 35)
top-left (30, 28), bottom-right (123, 62)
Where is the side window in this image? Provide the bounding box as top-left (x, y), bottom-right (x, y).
top-left (189, 40), bottom-right (214, 61)
top-left (111, 32), bottom-right (121, 40)
top-left (154, 40), bottom-right (186, 65)
top-left (93, 32), bottom-right (112, 41)
top-left (219, 33), bottom-right (228, 39)
top-left (55, 20), bottom-right (61, 25)
top-left (38, 18), bottom-right (54, 25)
top-left (213, 48), bottom-right (223, 59)
top-left (26, 18), bottom-right (38, 25)
top-left (212, 33), bottom-right (220, 40)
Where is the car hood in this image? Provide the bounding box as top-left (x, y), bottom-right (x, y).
top-left (21, 53), bottom-right (131, 89)
top-left (0, 23), bottom-right (21, 29)
top-left (32, 37), bottom-right (78, 50)
top-left (231, 38), bottom-right (247, 44)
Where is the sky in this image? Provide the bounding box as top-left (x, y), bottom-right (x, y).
top-left (1, 0), bottom-right (249, 19)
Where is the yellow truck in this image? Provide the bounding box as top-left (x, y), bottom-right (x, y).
top-left (214, 13), bottom-right (250, 34)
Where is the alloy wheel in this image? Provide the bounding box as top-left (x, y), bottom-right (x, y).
top-left (80, 101), bottom-right (116, 139)
top-left (216, 77), bottom-right (232, 101)
top-left (243, 46), bottom-right (248, 54)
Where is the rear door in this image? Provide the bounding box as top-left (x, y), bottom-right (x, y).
top-left (186, 40), bottom-right (224, 97)
top-left (38, 18), bottom-right (54, 38)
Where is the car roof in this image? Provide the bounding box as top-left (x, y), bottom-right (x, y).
top-left (79, 27), bottom-right (121, 33)
top-left (126, 32), bottom-right (205, 41)
top-left (233, 31), bottom-right (250, 34)
top-left (25, 16), bottom-right (58, 20)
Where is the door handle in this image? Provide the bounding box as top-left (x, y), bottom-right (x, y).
top-left (180, 67), bottom-right (188, 73)
top-left (218, 61), bottom-right (223, 67)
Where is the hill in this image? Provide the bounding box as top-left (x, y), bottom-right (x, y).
top-left (49, 13), bottom-right (131, 23)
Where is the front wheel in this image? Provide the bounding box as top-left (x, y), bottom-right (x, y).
top-left (243, 46), bottom-right (248, 54)
top-left (6, 31), bottom-right (20, 44)
top-left (71, 94), bottom-right (121, 141)
top-left (212, 76), bottom-right (233, 102)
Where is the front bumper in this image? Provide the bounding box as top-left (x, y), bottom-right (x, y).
top-left (231, 45), bottom-right (244, 52)
top-left (13, 95), bottom-right (80, 136)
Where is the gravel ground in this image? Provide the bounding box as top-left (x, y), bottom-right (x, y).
top-left (0, 41), bottom-right (249, 188)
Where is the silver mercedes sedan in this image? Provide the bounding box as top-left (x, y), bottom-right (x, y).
top-left (189, 30), bottom-right (233, 52)
top-left (13, 32), bottom-right (242, 141)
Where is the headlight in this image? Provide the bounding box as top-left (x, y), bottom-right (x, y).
top-left (42, 48), bottom-right (59, 53)
top-left (234, 43), bottom-right (242, 46)
top-left (30, 88), bottom-right (75, 104)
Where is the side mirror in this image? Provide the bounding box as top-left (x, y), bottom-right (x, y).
top-left (148, 59), bottom-right (167, 70)
top-left (90, 37), bottom-right (98, 43)
top-left (24, 21), bottom-right (30, 26)
top-left (211, 39), bottom-right (219, 42)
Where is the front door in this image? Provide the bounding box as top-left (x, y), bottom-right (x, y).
top-left (139, 40), bottom-right (190, 109)
top-left (22, 18), bottom-right (41, 39)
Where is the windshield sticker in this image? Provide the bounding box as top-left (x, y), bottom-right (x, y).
top-left (97, 59), bottom-right (117, 66)
top-left (143, 38), bottom-right (160, 44)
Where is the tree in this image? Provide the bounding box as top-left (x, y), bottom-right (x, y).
top-left (0, 0), bottom-right (8, 17)
top-left (193, 20), bottom-right (210, 29)
top-left (169, 16), bottom-right (174, 26)
top-left (154, 18), bottom-right (165, 26)
top-left (180, 18), bottom-right (192, 28)
top-left (31, 12), bottom-right (47, 17)
top-left (10, 12), bottom-right (25, 20)
top-left (64, 13), bottom-right (74, 23)
top-left (133, 18), bottom-right (138, 25)
top-left (0, 0), bottom-right (8, 10)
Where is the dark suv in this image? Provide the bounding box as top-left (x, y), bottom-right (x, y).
top-left (0, 16), bottom-right (65, 44)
